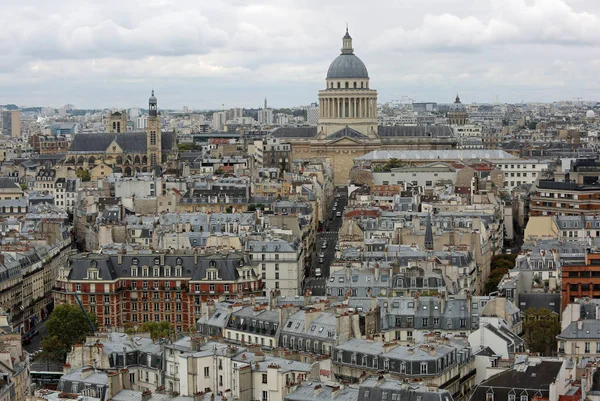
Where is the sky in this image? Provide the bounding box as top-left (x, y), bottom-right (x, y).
top-left (1, 0), bottom-right (600, 110)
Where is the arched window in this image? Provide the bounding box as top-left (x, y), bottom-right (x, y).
top-left (361, 82), bottom-right (364, 88)
top-left (345, 82), bottom-right (349, 88)
top-left (353, 82), bottom-right (357, 88)
top-left (337, 82), bottom-right (341, 88)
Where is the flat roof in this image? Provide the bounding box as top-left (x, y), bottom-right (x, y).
top-left (355, 149), bottom-right (518, 161)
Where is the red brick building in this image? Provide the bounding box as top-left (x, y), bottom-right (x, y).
top-left (561, 253), bottom-right (600, 311)
top-left (53, 252), bottom-right (262, 332)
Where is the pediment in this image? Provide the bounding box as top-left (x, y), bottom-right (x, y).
top-left (326, 136), bottom-right (364, 146)
top-left (106, 140), bottom-right (123, 154)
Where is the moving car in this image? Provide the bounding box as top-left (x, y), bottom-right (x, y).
top-left (319, 252), bottom-right (325, 258)
top-left (315, 268), bottom-right (322, 277)
top-left (322, 242), bottom-right (327, 249)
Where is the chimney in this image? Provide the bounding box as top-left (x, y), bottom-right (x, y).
top-left (578, 320), bottom-right (584, 330)
top-left (374, 263), bottom-right (380, 281)
top-left (304, 309), bottom-right (320, 331)
top-left (117, 253), bottom-right (123, 264)
top-left (81, 366), bottom-right (94, 379)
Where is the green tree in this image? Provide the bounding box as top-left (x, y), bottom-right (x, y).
top-left (19, 184), bottom-right (27, 191)
top-left (76, 169), bottom-right (91, 182)
top-left (484, 254), bottom-right (517, 294)
top-left (41, 304), bottom-right (97, 362)
top-left (225, 206), bottom-right (233, 213)
top-left (137, 321), bottom-right (174, 341)
top-left (177, 143), bottom-right (196, 152)
top-left (247, 204), bottom-right (257, 212)
top-left (523, 308), bottom-right (560, 355)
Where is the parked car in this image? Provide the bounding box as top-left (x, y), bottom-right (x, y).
top-left (315, 268), bottom-right (322, 277)
top-left (319, 257), bottom-right (324, 264)
top-left (321, 242), bottom-right (327, 249)
top-left (336, 212), bottom-right (342, 217)
top-left (318, 252), bottom-right (325, 258)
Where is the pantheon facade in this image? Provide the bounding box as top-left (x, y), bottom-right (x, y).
top-left (273, 29), bottom-right (457, 185)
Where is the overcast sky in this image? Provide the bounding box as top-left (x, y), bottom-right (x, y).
top-left (1, 0), bottom-right (600, 110)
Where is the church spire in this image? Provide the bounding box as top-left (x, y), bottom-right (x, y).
top-left (341, 25), bottom-right (353, 54)
top-left (455, 93), bottom-right (461, 103)
top-left (149, 90), bottom-right (157, 117)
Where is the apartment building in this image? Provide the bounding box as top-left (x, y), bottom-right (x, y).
top-left (246, 239), bottom-right (304, 297)
top-left (332, 338), bottom-right (475, 401)
top-left (164, 339), bottom-right (313, 401)
top-left (53, 252), bottom-right (262, 331)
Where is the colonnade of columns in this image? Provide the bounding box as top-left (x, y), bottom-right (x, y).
top-left (319, 96), bottom-right (377, 119)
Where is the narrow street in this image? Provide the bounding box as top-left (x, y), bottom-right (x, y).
top-left (305, 187), bottom-right (347, 296)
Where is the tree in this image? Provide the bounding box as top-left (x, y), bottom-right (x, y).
top-left (42, 304), bottom-right (96, 362)
top-left (247, 204), bottom-right (257, 212)
top-left (177, 143), bottom-right (196, 152)
top-left (523, 308), bottom-right (560, 355)
top-left (19, 184), bottom-right (27, 191)
top-left (137, 321), bottom-right (174, 341)
top-left (225, 206), bottom-right (233, 214)
top-left (484, 254), bottom-right (517, 294)
top-left (76, 169), bottom-right (91, 182)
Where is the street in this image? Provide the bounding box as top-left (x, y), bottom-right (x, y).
top-left (24, 320), bottom-right (63, 372)
top-left (305, 187), bottom-right (347, 296)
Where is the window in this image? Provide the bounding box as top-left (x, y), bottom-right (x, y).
top-left (509, 395), bottom-right (515, 401)
top-left (262, 374), bottom-right (268, 384)
top-left (364, 390), bottom-right (370, 399)
top-left (585, 342), bottom-right (591, 353)
top-left (420, 362), bottom-right (428, 374)
top-left (150, 132), bottom-right (157, 145)
top-left (422, 318), bottom-right (428, 326)
top-left (520, 395), bottom-right (527, 401)
top-left (486, 394), bottom-right (494, 401)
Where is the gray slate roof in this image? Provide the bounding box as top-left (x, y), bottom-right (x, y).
top-left (558, 319), bottom-right (600, 340)
top-left (68, 132), bottom-right (174, 154)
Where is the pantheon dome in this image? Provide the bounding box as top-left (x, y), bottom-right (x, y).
top-left (327, 31), bottom-right (369, 79)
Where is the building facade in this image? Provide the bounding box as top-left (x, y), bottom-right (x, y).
top-left (53, 252), bottom-right (263, 332)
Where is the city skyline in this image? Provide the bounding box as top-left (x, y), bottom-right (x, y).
top-left (1, 0), bottom-right (600, 109)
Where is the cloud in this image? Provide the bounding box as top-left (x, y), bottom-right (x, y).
top-left (375, 0), bottom-right (600, 52)
top-left (0, 0), bottom-right (599, 107)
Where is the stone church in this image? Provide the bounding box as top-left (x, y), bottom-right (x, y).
top-left (65, 91), bottom-right (177, 176)
top-left (272, 29), bottom-right (458, 185)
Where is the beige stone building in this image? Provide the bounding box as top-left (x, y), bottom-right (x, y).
top-left (272, 30), bottom-right (457, 186)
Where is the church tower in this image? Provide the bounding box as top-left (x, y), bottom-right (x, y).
top-left (146, 90), bottom-right (162, 167)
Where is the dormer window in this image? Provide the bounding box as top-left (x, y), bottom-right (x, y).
top-left (176, 257), bottom-right (183, 265)
top-left (131, 267), bottom-right (138, 277)
top-left (209, 260), bottom-right (216, 268)
top-left (165, 267), bottom-right (171, 277)
top-left (132, 258), bottom-right (139, 265)
top-left (154, 257), bottom-right (160, 265)
top-left (239, 259), bottom-right (244, 267)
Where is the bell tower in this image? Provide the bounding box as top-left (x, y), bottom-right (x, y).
top-left (146, 90), bottom-right (162, 167)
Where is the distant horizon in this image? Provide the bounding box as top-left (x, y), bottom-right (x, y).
top-left (3, 97), bottom-right (599, 113)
